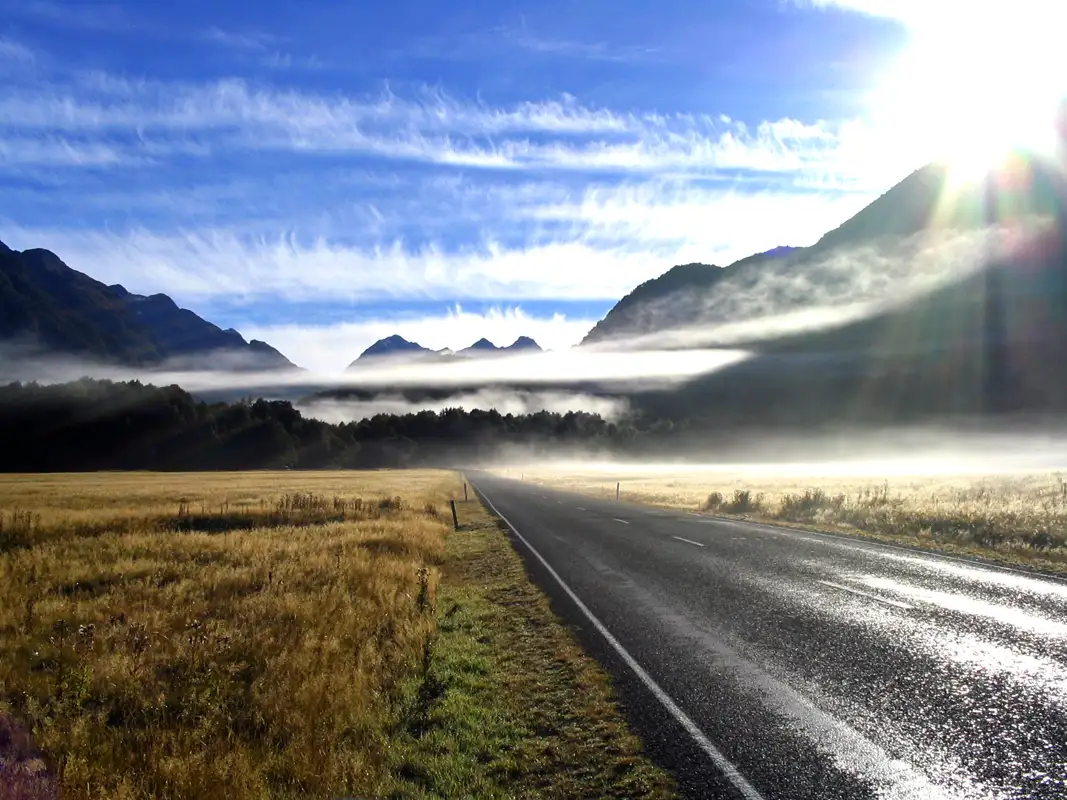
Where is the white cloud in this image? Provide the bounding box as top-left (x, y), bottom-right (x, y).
top-left (203, 28), bottom-right (281, 51)
top-left (262, 52), bottom-right (325, 71)
top-left (0, 37), bottom-right (34, 63)
top-left (0, 74), bottom-right (853, 174)
top-left (524, 181), bottom-right (873, 259)
top-left (1, 177), bottom-right (871, 310)
top-left (0, 226), bottom-right (662, 301)
top-left (0, 137), bottom-right (135, 167)
top-left (0, 40), bottom-right (910, 336)
top-left (238, 306), bottom-right (600, 372)
top-left (506, 33), bottom-right (660, 63)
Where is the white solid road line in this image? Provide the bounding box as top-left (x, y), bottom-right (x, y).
top-left (577, 506), bottom-right (586, 511)
top-left (613, 518), bottom-right (631, 525)
top-left (477, 484), bottom-right (766, 800)
top-left (672, 536), bottom-right (706, 548)
top-left (817, 580), bottom-right (913, 610)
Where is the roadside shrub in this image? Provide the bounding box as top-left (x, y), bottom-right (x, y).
top-left (724, 489), bottom-right (762, 514)
top-left (855, 483), bottom-right (891, 507)
top-left (778, 489), bottom-right (846, 520)
top-left (702, 492), bottom-right (725, 511)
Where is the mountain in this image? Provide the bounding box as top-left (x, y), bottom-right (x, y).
top-left (459, 337), bottom-right (543, 355)
top-left (505, 336), bottom-right (543, 351)
top-left (351, 335), bottom-right (432, 366)
top-left (581, 161), bottom-right (1003, 346)
top-left (460, 337), bottom-right (499, 354)
top-left (348, 335), bottom-right (544, 368)
top-left (618, 153), bottom-right (1067, 423)
top-left (0, 240), bottom-right (297, 370)
top-left (581, 248), bottom-right (802, 345)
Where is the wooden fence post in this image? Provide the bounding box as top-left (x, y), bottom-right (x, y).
top-left (464, 482), bottom-right (468, 501)
top-left (616, 482), bottom-right (620, 501)
top-left (450, 500), bottom-right (459, 531)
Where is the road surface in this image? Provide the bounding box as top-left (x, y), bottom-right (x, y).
top-left (469, 472), bottom-right (1067, 799)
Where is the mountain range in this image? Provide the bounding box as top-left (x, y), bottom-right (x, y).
top-left (0, 239), bottom-right (548, 373)
top-left (0, 241), bottom-right (296, 370)
top-left (346, 334), bottom-right (542, 368)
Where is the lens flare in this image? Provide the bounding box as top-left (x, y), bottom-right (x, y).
top-left (866, 3), bottom-right (1066, 181)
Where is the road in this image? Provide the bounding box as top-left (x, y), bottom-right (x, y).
top-left (469, 472), bottom-right (1067, 800)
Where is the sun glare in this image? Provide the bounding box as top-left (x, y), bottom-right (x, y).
top-left (867, 4), bottom-right (1066, 181)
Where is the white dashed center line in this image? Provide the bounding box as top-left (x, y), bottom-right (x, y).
top-left (672, 536), bottom-right (705, 548)
top-left (817, 580), bottom-right (912, 610)
top-left (613, 518), bottom-right (631, 525)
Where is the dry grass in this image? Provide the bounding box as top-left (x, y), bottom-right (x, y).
top-left (0, 470), bottom-right (677, 799)
top-left (511, 466), bottom-right (1067, 573)
top-left (0, 470), bottom-right (457, 800)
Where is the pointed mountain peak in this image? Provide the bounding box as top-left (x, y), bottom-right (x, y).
top-left (505, 336), bottom-right (542, 351)
top-left (463, 338), bottom-right (498, 351)
top-left (143, 293), bottom-right (179, 309)
top-left (353, 334), bottom-right (431, 365)
top-left (0, 239), bottom-right (12, 255)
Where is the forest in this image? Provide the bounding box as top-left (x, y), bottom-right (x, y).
top-left (0, 379), bottom-right (651, 471)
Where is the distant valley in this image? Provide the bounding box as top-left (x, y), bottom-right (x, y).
top-left (5, 154), bottom-right (1067, 429)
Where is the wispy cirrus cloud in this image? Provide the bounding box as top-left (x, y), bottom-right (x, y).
top-left (0, 37), bottom-right (35, 63)
top-left (398, 23), bottom-right (660, 65)
top-left (203, 27), bottom-right (283, 51)
top-left (0, 224), bottom-right (691, 303)
top-left (0, 137), bottom-right (136, 167)
top-left (504, 28), bottom-right (661, 63)
top-left (261, 51), bottom-right (325, 71)
top-left (0, 74), bottom-right (853, 175)
top-left (1, 177), bottom-right (867, 307)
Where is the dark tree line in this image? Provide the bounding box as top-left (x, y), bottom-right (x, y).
top-left (0, 379), bottom-right (650, 471)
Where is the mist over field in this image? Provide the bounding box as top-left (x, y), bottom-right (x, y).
top-left (0, 340), bottom-right (750, 401)
top-left (485, 423), bottom-right (1067, 476)
top-left (298, 390), bottom-right (630, 424)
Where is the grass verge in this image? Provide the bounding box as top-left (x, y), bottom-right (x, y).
top-left (382, 495), bottom-right (677, 799)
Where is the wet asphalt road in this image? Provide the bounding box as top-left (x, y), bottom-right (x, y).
top-left (469, 472), bottom-right (1067, 800)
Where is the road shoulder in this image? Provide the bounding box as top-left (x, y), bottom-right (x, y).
top-left (381, 493), bottom-right (678, 799)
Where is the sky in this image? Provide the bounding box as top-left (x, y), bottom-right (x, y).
top-left (2, 0), bottom-right (1062, 371)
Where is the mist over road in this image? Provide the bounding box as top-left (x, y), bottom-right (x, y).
top-left (470, 473), bottom-right (1067, 799)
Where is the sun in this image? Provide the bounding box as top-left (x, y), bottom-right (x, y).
top-left (865, 4), bottom-right (1066, 182)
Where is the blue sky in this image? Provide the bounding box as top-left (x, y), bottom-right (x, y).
top-left (3, 0), bottom-right (1049, 371)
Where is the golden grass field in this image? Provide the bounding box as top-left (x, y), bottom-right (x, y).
top-left (0, 470), bottom-right (675, 800)
top-left (508, 464), bottom-right (1067, 572)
